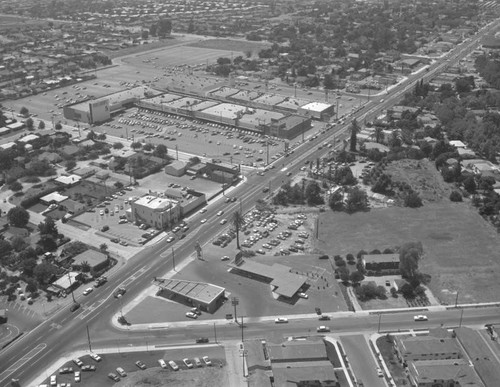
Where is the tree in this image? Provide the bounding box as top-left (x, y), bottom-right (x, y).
top-left (11, 236), bottom-right (27, 252)
top-left (20, 106), bottom-right (29, 117)
top-left (349, 119), bottom-right (360, 152)
top-left (131, 142), bottom-right (142, 150)
top-left (113, 142), bottom-right (124, 149)
top-left (38, 217), bottom-right (58, 238)
top-left (345, 187), bottom-right (368, 213)
top-left (305, 181), bottom-right (324, 205)
top-left (403, 190), bottom-right (423, 208)
top-left (0, 239), bottom-right (13, 258)
top-left (232, 211), bottom-right (244, 249)
top-left (65, 159), bottom-right (76, 171)
top-left (38, 120), bottom-right (45, 130)
top-left (9, 181), bottom-right (23, 192)
top-left (25, 117), bottom-right (34, 130)
top-left (153, 144), bottom-right (168, 158)
top-left (141, 30), bottom-right (149, 40)
top-left (99, 243), bottom-right (108, 253)
top-left (37, 236), bottom-right (57, 252)
top-left (114, 181), bottom-right (124, 189)
top-left (337, 266), bottom-right (350, 283)
top-left (143, 143), bottom-right (154, 152)
top-left (25, 279), bottom-right (38, 294)
top-left (463, 175), bottom-right (476, 194)
top-left (157, 18), bottom-right (172, 38)
top-left (81, 260), bottom-right (91, 273)
top-left (55, 123), bottom-right (62, 130)
top-left (7, 207), bottom-right (30, 227)
top-left (399, 241), bottom-right (423, 281)
top-left (350, 271), bottom-right (364, 285)
top-left (328, 190), bottom-right (344, 211)
top-left (374, 127), bottom-right (384, 143)
top-left (33, 262), bottom-right (57, 285)
top-left (449, 191), bottom-right (462, 202)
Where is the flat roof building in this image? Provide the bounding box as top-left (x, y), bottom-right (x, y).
top-left (130, 194), bottom-right (181, 230)
top-left (40, 192), bottom-right (69, 205)
top-left (229, 259), bottom-right (307, 299)
top-left (71, 249), bottom-right (109, 272)
top-left (394, 336), bottom-right (462, 362)
top-left (154, 278), bottom-right (225, 313)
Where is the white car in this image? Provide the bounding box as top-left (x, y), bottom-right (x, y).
top-left (186, 312), bottom-right (198, 319)
top-left (168, 360), bottom-right (179, 371)
top-left (183, 358), bottom-right (194, 369)
top-left (199, 208), bottom-right (207, 214)
top-left (200, 219), bottom-right (207, 224)
top-left (202, 356), bottom-right (212, 366)
top-left (158, 359), bottom-right (167, 369)
top-left (83, 287), bottom-right (93, 296)
top-left (74, 371), bottom-right (81, 382)
top-left (73, 358), bottom-right (83, 367)
top-left (297, 292), bottom-right (309, 299)
top-left (220, 219), bottom-right (227, 225)
top-left (89, 353), bottom-right (102, 362)
top-left (377, 368), bottom-right (384, 377)
top-left (317, 326), bottom-right (330, 332)
top-left (275, 317), bottom-right (288, 324)
top-left (116, 367), bottom-right (127, 377)
top-left (50, 375), bottom-right (56, 386)
top-left (414, 315), bottom-right (428, 321)
top-left (221, 256), bottom-right (230, 261)
top-left (217, 211), bottom-right (224, 216)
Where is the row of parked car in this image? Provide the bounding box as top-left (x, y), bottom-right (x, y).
top-left (107, 355), bottom-right (213, 382)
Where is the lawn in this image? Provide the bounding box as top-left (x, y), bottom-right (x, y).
top-left (315, 201), bottom-right (500, 305)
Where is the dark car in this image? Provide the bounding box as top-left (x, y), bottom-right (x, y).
top-left (114, 287), bottom-right (126, 298)
top-left (196, 337), bottom-right (209, 343)
top-left (70, 303), bottom-right (81, 312)
top-left (108, 372), bottom-right (120, 382)
top-left (315, 307), bottom-right (322, 315)
top-left (135, 360), bottom-right (147, 370)
top-left (319, 315), bottom-right (331, 321)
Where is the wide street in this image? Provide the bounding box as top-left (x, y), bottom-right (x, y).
top-left (0, 18), bottom-right (499, 387)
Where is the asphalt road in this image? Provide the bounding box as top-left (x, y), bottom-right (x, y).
top-left (1, 18), bottom-right (499, 387)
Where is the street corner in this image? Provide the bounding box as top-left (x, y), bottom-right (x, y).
top-left (0, 323), bottom-right (21, 347)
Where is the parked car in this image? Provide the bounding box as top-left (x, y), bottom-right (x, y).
top-left (194, 357), bottom-right (202, 367)
top-left (89, 353), bottom-right (102, 362)
top-left (108, 372), bottom-right (120, 382)
top-left (196, 337), bottom-right (209, 343)
top-left (83, 287), bottom-right (93, 296)
top-left (74, 371), bottom-right (81, 382)
top-left (81, 365), bottom-right (96, 372)
top-left (116, 367), bottom-right (127, 377)
top-left (135, 360), bottom-right (147, 370)
top-left (70, 303), bottom-right (81, 312)
top-left (317, 326), bottom-right (330, 332)
top-left (59, 367), bottom-right (73, 374)
top-left (158, 359), bottom-right (167, 369)
top-left (202, 356), bottom-right (212, 366)
top-left (186, 312), bottom-right (198, 319)
top-left (72, 358), bottom-right (83, 367)
top-left (183, 358), bottom-right (194, 369)
top-left (297, 292), bottom-right (308, 299)
top-left (168, 360), bottom-right (179, 371)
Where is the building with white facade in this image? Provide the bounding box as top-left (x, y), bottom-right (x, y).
top-left (129, 194), bottom-right (180, 230)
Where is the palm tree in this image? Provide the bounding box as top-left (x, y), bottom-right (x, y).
top-left (99, 243), bottom-right (108, 254)
top-left (232, 211), bottom-right (245, 250)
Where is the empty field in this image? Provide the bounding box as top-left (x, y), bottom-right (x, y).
top-left (316, 202), bottom-right (500, 304)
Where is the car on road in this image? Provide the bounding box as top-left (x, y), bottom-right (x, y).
top-left (116, 367), bottom-right (127, 377)
top-left (74, 371), bottom-right (81, 382)
top-left (317, 326), bottom-right (330, 332)
top-left (202, 356), bottom-right (212, 366)
top-left (168, 360), bottom-right (179, 371)
top-left (414, 315), bottom-right (428, 321)
top-left (172, 226), bottom-right (181, 233)
top-left (114, 287), bottom-right (126, 298)
top-left (183, 358), bottom-right (194, 369)
top-left (377, 368), bottom-right (384, 377)
top-left (319, 315), bottom-right (331, 321)
top-left (217, 210), bottom-right (224, 216)
top-left (199, 208), bottom-right (207, 214)
top-left (59, 367), bottom-right (73, 374)
top-left (275, 317), bottom-right (288, 323)
top-left (220, 218), bottom-right (227, 225)
top-left (81, 365), bottom-right (96, 372)
top-left (201, 218), bottom-right (207, 224)
top-left (220, 256), bottom-right (230, 261)
top-left (286, 171), bottom-right (292, 176)
top-left (83, 287), bottom-right (93, 296)
top-left (166, 236), bottom-right (175, 243)
top-left (73, 358), bottom-right (83, 367)
top-left (186, 312), bottom-right (198, 319)
top-left (135, 360), bottom-right (147, 370)
top-left (70, 303), bottom-right (81, 312)
top-left (89, 353), bottom-right (102, 362)
top-left (108, 372), bottom-right (120, 382)
top-left (196, 337), bottom-right (209, 343)
top-left (262, 187), bottom-right (269, 193)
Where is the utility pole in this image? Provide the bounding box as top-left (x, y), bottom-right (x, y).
top-left (231, 297), bottom-right (239, 322)
top-left (67, 272), bottom-right (76, 304)
top-left (459, 308), bottom-right (464, 328)
top-left (454, 291), bottom-right (459, 308)
top-left (172, 247), bottom-right (176, 271)
top-left (86, 324), bottom-right (92, 352)
top-left (241, 316), bottom-right (245, 342)
top-left (214, 322), bottom-right (217, 344)
top-left (377, 313), bottom-right (382, 333)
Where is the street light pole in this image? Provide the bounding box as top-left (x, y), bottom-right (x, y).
top-left (67, 272), bottom-right (76, 304)
top-left (377, 313), bottom-right (382, 333)
top-left (172, 247), bottom-right (175, 271)
top-left (459, 308), bottom-right (464, 328)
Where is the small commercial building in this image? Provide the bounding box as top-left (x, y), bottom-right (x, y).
top-left (130, 194), bottom-right (181, 230)
top-left (40, 192), bottom-right (69, 205)
top-left (165, 160), bottom-right (187, 177)
top-left (71, 249), bottom-right (109, 272)
top-left (229, 260), bottom-right (307, 300)
top-left (54, 174), bottom-right (82, 187)
top-left (51, 271), bottom-right (82, 294)
top-left (298, 101), bottom-right (335, 121)
top-left (394, 336), bottom-right (462, 362)
top-left (363, 253), bottom-right (400, 273)
top-left (154, 278), bottom-right (226, 313)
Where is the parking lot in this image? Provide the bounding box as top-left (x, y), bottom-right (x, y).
top-left (42, 345), bottom-right (226, 386)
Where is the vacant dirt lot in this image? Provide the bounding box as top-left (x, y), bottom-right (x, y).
top-left (316, 202), bottom-right (500, 305)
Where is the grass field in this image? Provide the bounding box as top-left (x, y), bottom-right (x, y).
top-left (316, 201), bottom-right (500, 305)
